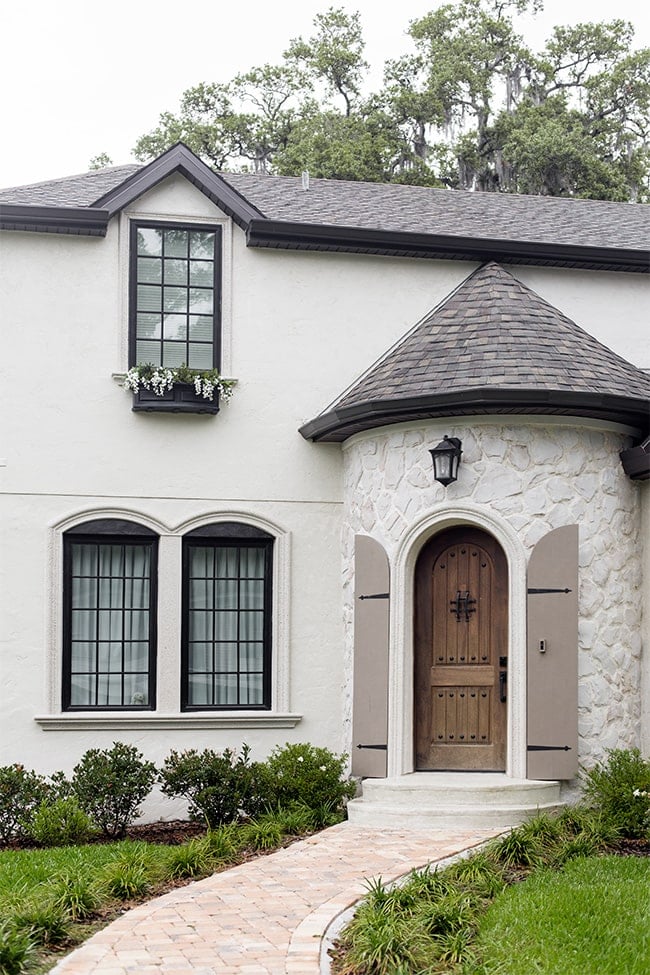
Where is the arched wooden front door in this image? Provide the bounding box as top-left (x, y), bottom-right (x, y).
top-left (415, 527), bottom-right (508, 771)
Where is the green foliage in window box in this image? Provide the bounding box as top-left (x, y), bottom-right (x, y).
top-left (71, 742), bottom-right (157, 839)
top-left (124, 363), bottom-right (235, 402)
top-left (0, 766), bottom-right (49, 844)
top-left (582, 746), bottom-right (650, 838)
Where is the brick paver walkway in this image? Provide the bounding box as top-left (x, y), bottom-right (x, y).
top-left (51, 823), bottom-right (496, 975)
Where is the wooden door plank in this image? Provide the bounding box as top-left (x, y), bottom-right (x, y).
top-left (415, 528), bottom-right (508, 771)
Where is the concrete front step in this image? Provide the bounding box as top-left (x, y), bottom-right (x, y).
top-left (347, 772), bottom-right (564, 829)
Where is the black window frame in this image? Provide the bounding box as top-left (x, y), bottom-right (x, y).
top-left (128, 220), bottom-right (223, 371)
top-left (62, 520), bottom-right (158, 711)
top-left (181, 524), bottom-right (273, 711)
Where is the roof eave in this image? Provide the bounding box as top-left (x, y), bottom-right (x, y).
top-left (0, 203), bottom-right (109, 236)
top-left (300, 388), bottom-right (650, 442)
top-left (248, 219), bottom-right (650, 272)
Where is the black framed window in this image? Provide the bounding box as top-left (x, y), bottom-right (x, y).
top-left (63, 521), bottom-right (157, 710)
top-left (130, 222), bottom-right (221, 370)
top-left (182, 524), bottom-right (273, 710)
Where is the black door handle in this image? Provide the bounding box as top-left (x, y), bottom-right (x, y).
top-left (499, 671), bottom-right (507, 703)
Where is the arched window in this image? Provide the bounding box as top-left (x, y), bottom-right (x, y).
top-left (62, 520), bottom-right (158, 710)
top-left (182, 523), bottom-right (273, 710)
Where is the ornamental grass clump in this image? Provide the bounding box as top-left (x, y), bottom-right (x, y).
top-left (0, 921), bottom-right (34, 975)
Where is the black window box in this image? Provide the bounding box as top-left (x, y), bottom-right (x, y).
top-left (132, 384), bottom-right (220, 414)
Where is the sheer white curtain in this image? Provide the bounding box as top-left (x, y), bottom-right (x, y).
top-left (70, 543), bottom-right (151, 706)
top-left (187, 545), bottom-right (265, 707)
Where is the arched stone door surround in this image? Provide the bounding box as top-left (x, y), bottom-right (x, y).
top-left (387, 503), bottom-right (528, 779)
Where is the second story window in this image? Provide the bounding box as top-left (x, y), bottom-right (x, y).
top-left (130, 222), bottom-right (221, 371)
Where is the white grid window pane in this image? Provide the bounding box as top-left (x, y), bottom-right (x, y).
top-left (188, 643), bottom-right (212, 672)
top-left (70, 675), bottom-right (94, 706)
top-left (240, 674), bottom-right (263, 705)
top-left (137, 228), bottom-right (162, 256)
top-left (188, 674), bottom-right (211, 706)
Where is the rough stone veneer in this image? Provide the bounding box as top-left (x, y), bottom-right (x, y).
top-left (342, 419), bottom-right (643, 780)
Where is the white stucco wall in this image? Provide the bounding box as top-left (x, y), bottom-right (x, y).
top-left (1, 170), bottom-right (648, 818)
top-left (342, 418), bottom-right (645, 785)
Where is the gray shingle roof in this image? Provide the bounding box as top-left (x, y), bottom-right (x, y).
top-left (0, 166), bottom-right (139, 206)
top-left (222, 173), bottom-right (649, 252)
top-left (301, 262), bottom-right (650, 441)
top-left (1, 155), bottom-right (648, 253)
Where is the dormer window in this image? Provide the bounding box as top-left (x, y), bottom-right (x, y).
top-left (129, 221), bottom-right (223, 412)
top-left (131, 221), bottom-right (221, 370)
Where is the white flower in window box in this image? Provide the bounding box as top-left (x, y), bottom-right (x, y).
top-left (125, 363), bottom-right (236, 414)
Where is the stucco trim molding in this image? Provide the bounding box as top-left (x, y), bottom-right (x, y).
top-left (34, 713), bottom-right (302, 731)
top-left (387, 502), bottom-right (528, 780)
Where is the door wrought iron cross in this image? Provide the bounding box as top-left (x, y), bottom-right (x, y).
top-left (449, 590), bottom-right (477, 622)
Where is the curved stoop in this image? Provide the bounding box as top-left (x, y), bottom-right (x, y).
top-left (347, 773), bottom-right (565, 830)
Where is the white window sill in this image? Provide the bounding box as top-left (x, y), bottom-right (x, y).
top-left (35, 713), bottom-right (302, 731)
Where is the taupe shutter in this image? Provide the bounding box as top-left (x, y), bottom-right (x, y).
top-left (527, 525), bottom-right (579, 780)
top-left (351, 535), bottom-right (390, 777)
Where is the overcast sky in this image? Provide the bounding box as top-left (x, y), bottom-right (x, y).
top-left (1, 0), bottom-right (649, 188)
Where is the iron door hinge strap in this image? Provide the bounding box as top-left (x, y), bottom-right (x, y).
top-left (527, 588), bottom-right (572, 594)
top-left (356, 744), bottom-right (388, 750)
top-left (358, 593), bottom-right (389, 600)
top-left (527, 745), bottom-right (572, 751)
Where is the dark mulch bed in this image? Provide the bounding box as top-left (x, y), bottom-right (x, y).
top-left (607, 838), bottom-right (650, 857)
top-left (122, 819), bottom-right (207, 845)
top-left (1, 820), bottom-right (207, 851)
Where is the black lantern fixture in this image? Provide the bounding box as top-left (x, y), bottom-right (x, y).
top-left (430, 436), bottom-right (463, 486)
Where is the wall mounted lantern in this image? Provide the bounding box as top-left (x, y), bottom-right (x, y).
top-left (430, 435), bottom-right (463, 486)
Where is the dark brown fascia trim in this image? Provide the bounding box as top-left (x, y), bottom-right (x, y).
top-left (0, 203), bottom-right (109, 236)
top-left (300, 388), bottom-right (650, 442)
top-left (247, 219), bottom-right (650, 273)
top-left (92, 143), bottom-right (263, 229)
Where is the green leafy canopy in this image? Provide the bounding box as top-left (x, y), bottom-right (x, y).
top-left (132, 2), bottom-right (650, 201)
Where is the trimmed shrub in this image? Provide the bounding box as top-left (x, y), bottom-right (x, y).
top-left (71, 742), bottom-right (156, 838)
top-left (264, 742), bottom-right (356, 813)
top-left (159, 745), bottom-right (270, 827)
top-left (27, 797), bottom-right (94, 847)
top-left (582, 747), bottom-right (650, 838)
top-left (0, 765), bottom-right (49, 843)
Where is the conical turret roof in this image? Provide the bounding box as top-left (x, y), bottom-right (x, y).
top-left (300, 262), bottom-right (650, 441)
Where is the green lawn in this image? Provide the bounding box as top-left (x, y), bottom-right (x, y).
top-left (468, 856), bottom-right (650, 975)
